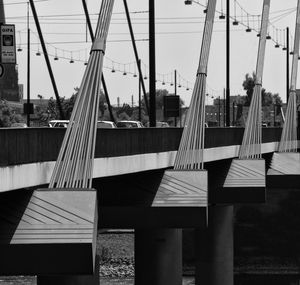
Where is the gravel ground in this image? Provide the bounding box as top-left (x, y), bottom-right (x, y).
top-left (0, 276), bottom-right (195, 284)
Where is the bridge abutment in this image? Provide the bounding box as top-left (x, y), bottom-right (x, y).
top-left (195, 205), bottom-right (234, 285)
top-left (134, 228), bottom-right (182, 285)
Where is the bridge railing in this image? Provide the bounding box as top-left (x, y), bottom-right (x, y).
top-left (0, 127), bottom-right (283, 167)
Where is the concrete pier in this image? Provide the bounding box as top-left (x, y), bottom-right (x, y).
top-left (195, 205), bottom-right (234, 285)
top-left (135, 228), bottom-right (182, 285)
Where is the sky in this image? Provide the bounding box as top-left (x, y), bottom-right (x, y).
top-left (3, 0), bottom-right (300, 106)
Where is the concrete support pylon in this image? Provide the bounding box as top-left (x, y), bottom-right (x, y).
top-left (135, 228), bottom-right (182, 285)
top-left (195, 205), bottom-right (234, 285)
top-left (36, 255), bottom-right (99, 285)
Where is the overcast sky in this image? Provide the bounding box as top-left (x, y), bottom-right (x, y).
top-left (4, 0), bottom-right (299, 106)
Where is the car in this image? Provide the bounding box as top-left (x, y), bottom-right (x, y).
top-left (116, 120), bottom-right (144, 128)
top-left (97, 120), bottom-right (117, 128)
top-left (48, 120), bottom-right (69, 128)
top-left (145, 121), bottom-right (170, 127)
top-left (11, 122), bottom-right (27, 128)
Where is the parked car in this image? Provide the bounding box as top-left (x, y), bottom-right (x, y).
top-left (116, 120), bottom-right (144, 128)
top-left (145, 121), bottom-right (170, 127)
top-left (97, 120), bottom-right (117, 128)
top-left (11, 122), bottom-right (27, 128)
top-left (48, 120), bottom-right (69, 128)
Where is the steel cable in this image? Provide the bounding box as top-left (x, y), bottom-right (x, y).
top-left (239, 0), bottom-right (270, 160)
top-left (278, 0), bottom-right (300, 153)
top-left (49, 0), bottom-right (114, 189)
top-left (174, 0), bottom-right (216, 170)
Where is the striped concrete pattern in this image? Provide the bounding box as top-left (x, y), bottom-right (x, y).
top-left (0, 190), bottom-right (97, 245)
top-left (152, 170), bottom-right (207, 207)
top-left (223, 159), bottom-right (265, 188)
top-left (268, 152), bottom-right (300, 175)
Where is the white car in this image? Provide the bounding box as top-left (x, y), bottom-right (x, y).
top-left (48, 120), bottom-right (69, 128)
top-left (97, 120), bottom-right (117, 128)
top-left (116, 120), bottom-right (144, 128)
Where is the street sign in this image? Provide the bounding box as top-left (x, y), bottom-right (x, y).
top-left (164, 95), bottom-right (180, 117)
top-left (0, 25), bottom-right (16, 64)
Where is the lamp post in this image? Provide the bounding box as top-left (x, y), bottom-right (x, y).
top-left (27, 1), bottom-right (30, 127)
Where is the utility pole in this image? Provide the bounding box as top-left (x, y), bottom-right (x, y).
top-left (29, 0), bottom-right (64, 119)
top-left (27, 2), bottom-right (30, 127)
top-left (138, 59), bottom-right (141, 121)
top-left (218, 96), bottom-right (221, 127)
top-left (174, 70), bottom-right (177, 127)
top-left (286, 26), bottom-right (290, 102)
top-left (223, 88), bottom-right (226, 127)
top-left (174, 69), bottom-right (177, 96)
top-left (232, 101), bottom-right (235, 126)
top-left (149, 0), bottom-right (156, 127)
top-left (123, 0), bottom-right (149, 114)
top-left (225, 0), bottom-right (230, 127)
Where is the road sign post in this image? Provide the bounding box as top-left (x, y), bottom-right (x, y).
top-left (0, 24), bottom-right (16, 64)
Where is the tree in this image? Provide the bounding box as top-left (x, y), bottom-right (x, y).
top-left (0, 100), bottom-right (23, 127)
top-left (242, 72), bottom-right (256, 106)
top-left (243, 72), bottom-right (282, 106)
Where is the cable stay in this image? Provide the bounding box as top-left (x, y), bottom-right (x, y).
top-left (154, 0), bottom-right (217, 213)
top-left (49, 0), bottom-right (114, 189)
top-left (278, 0), bottom-right (300, 154)
top-left (2, 0), bottom-right (116, 275)
top-left (268, 0), bottom-right (300, 188)
top-left (220, 0), bottom-right (271, 204)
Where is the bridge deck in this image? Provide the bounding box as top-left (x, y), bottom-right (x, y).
top-left (0, 127), bottom-right (285, 192)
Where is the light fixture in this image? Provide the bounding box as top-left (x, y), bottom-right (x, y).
top-left (282, 46), bottom-right (287, 51)
top-left (17, 47), bottom-right (22, 52)
top-left (70, 52), bottom-right (74, 63)
top-left (232, 20), bottom-right (239, 26)
top-left (246, 27), bottom-right (252, 33)
top-left (144, 76), bottom-right (148, 80)
top-left (290, 51), bottom-right (294, 55)
top-left (266, 34), bottom-right (271, 40)
top-left (184, 0), bottom-right (192, 4)
top-left (219, 13), bottom-right (225, 20)
top-left (275, 43), bottom-right (280, 48)
top-left (54, 48), bottom-right (59, 60)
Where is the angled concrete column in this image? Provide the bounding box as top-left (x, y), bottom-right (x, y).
top-left (195, 205), bottom-right (234, 285)
top-left (135, 228), bottom-right (182, 285)
top-left (37, 255), bottom-right (99, 285)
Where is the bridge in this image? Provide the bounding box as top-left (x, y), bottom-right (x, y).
top-left (1, 0), bottom-right (300, 284)
top-left (0, 127), bottom-right (282, 192)
top-left (0, 126), bottom-right (291, 284)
